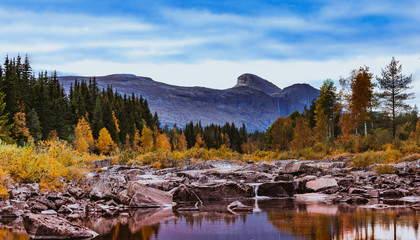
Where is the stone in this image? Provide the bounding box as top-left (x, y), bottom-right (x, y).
top-left (10, 186), bottom-right (33, 201)
top-left (90, 181), bottom-right (113, 200)
top-left (273, 174), bottom-right (294, 181)
top-left (283, 163), bottom-right (321, 175)
top-left (41, 210), bottom-right (57, 215)
top-left (0, 206), bottom-right (20, 218)
top-left (31, 202), bottom-right (48, 212)
top-left (171, 184), bottom-right (202, 203)
top-left (90, 158), bottom-right (112, 169)
top-left (382, 189), bottom-right (404, 199)
top-left (127, 181), bottom-right (172, 208)
top-left (366, 190), bottom-right (379, 198)
top-left (349, 188), bottom-right (366, 194)
top-left (23, 213), bottom-right (98, 239)
top-left (191, 182), bottom-right (254, 201)
top-left (57, 205), bottom-right (73, 214)
top-left (306, 177), bottom-right (338, 192)
top-left (257, 181), bottom-right (295, 197)
top-left (227, 201), bottom-right (253, 214)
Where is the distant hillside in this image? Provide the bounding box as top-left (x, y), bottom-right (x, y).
top-left (58, 73), bottom-right (319, 132)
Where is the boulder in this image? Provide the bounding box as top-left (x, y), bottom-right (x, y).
top-left (171, 184), bottom-right (201, 203)
top-left (273, 174), bottom-right (294, 182)
top-left (283, 163), bottom-right (322, 176)
top-left (90, 158), bottom-right (112, 169)
top-left (382, 189), bottom-right (404, 199)
top-left (306, 177), bottom-right (338, 192)
top-left (90, 181), bottom-right (113, 200)
top-left (227, 201), bottom-right (253, 214)
top-left (127, 181), bottom-right (172, 208)
top-left (257, 181), bottom-right (295, 197)
top-left (190, 182), bottom-right (254, 201)
top-left (23, 213), bottom-right (98, 239)
top-left (0, 205), bottom-right (20, 218)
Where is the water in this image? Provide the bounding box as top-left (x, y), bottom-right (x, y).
top-left (2, 199), bottom-right (420, 240)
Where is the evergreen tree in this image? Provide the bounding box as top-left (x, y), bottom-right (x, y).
top-left (0, 92), bottom-right (14, 143)
top-left (377, 57), bottom-right (414, 138)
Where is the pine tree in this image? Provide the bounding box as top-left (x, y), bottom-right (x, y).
top-left (0, 92), bottom-right (14, 143)
top-left (377, 57), bottom-right (414, 138)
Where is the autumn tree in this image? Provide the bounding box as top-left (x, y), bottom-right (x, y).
top-left (13, 103), bottom-right (32, 145)
top-left (95, 128), bottom-right (116, 155)
top-left (377, 57), bottom-right (414, 138)
top-left (172, 128), bottom-right (187, 151)
top-left (133, 128), bottom-right (141, 153)
top-left (266, 117), bottom-right (293, 150)
top-left (194, 133), bottom-right (206, 148)
top-left (73, 116), bottom-right (94, 153)
top-left (140, 125), bottom-right (154, 153)
top-left (291, 116), bottom-right (313, 149)
top-left (339, 66), bottom-right (375, 137)
top-left (155, 132), bottom-right (171, 151)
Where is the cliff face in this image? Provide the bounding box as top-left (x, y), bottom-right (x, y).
top-left (58, 73), bottom-right (319, 132)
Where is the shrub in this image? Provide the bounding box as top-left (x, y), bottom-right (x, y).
top-left (374, 164), bottom-right (396, 174)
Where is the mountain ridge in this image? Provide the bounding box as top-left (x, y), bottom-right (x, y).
top-left (58, 73), bottom-right (319, 132)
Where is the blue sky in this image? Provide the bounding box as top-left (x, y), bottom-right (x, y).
top-left (1, 0), bottom-right (420, 103)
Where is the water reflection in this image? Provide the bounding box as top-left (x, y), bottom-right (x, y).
top-left (89, 200), bottom-right (420, 240)
top-left (1, 200), bottom-right (420, 240)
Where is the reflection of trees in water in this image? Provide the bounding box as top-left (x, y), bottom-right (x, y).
top-left (93, 222), bottom-right (160, 240)
top-left (176, 212), bottom-right (247, 229)
top-left (266, 205), bottom-right (420, 240)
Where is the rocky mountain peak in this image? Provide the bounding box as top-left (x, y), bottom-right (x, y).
top-left (234, 73), bottom-right (281, 95)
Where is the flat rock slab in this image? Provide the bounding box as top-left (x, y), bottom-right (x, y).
top-left (294, 193), bottom-right (334, 202)
top-left (23, 213), bottom-right (98, 239)
top-left (127, 181), bottom-right (173, 207)
top-left (306, 177), bottom-right (338, 192)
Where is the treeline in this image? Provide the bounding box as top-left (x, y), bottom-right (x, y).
top-left (0, 55), bottom-right (258, 155)
top-left (266, 57), bottom-right (418, 153)
top-left (0, 55), bottom-right (159, 148)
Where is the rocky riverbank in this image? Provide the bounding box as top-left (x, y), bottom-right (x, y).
top-left (1, 158), bottom-right (420, 238)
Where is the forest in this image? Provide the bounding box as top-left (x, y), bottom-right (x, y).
top-left (0, 55), bottom-right (418, 193)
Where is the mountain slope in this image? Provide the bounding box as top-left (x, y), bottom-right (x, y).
top-left (58, 73), bottom-right (319, 132)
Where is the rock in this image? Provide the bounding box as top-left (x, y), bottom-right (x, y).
top-left (90, 181), bottom-right (113, 200)
top-left (23, 213), bottom-right (98, 239)
top-left (0, 205), bottom-right (20, 218)
top-left (227, 201), bottom-right (253, 214)
top-left (257, 181), bottom-right (295, 197)
top-left (10, 186), bottom-right (33, 201)
top-left (344, 196), bottom-right (369, 204)
top-left (41, 210), bottom-right (57, 215)
top-left (190, 182), bottom-right (254, 201)
top-left (118, 190), bottom-right (130, 205)
top-left (283, 163), bottom-right (322, 176)
top-left (171, 184), bottom-right (202, 203)
top-left (306, 177), bottom-right (338, 192)
top-left (57, 205), bottom-right (73, 214)
top-left (90, 158), bottom-right (112, 169)
top-left (31, 202), bottom-right (48, 213)
top-left (382, 189), bottom-right (404, 199)
top-left (273, 174), bottom-right (294, 181)
top-left (127, 181), bottom-right (172, 208)
top-left (366, 189), bottom-right (379, 198)
top-left (349, 188), bottom-right (366, 194)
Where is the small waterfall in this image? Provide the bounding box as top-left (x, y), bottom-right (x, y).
top-left (250, 183), bottom-right (269, 213)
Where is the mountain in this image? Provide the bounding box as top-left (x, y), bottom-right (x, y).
top-left (58, 73), bottom-right (319, 132)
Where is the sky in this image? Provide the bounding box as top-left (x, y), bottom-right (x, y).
top-left (1, 0), bottom-right (420, 104)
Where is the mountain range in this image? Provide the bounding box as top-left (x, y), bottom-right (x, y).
top-left (58, 73), bottom-right (319, 132)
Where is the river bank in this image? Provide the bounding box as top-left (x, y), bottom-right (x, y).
top-left (1, 158), bottom-right (420, 238)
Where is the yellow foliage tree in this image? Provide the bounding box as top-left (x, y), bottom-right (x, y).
top-left (73, 116), bottom-right (94, 153)
top-left (194, 133), bottom-right (206, 148)
top-left (13, 103), bottom-right (32, 143)
top-left (95, 128), bottom-right (116, 155)
top-left (133, 128), bottom-right (141, 153)
top-left (156, 132), bottom-right (171, 151)
top-left (416, 118), bottom-right (420, 145)
top-left (140, 125), bottom-right (154, 153)
top-left (112, 111), bottom-right (120, 133)
top-left (172, 128), bottom-right (187, 151)
top-left (291, 116), bottom-right (314, 149)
